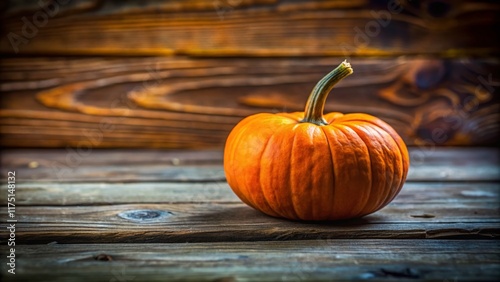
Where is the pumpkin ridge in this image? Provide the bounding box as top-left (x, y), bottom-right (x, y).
top-left (322, 126), bottom-right (356, 219)
top-left (359, 123), bottom-right (397, 212)
top-left (237, 115), bottom-right (282, 208)
top-left (229, 115), bottom-right (283, 215)
top-left (365, 118), bottom-right (408, 199)
top-left (331, 123), bottom-right (373, 218)
top-left (259, 130), bottom-right (286, 218)
top-left (328, 124), bottom-right (361, 217)
top-left (343, 123), bottom-right (386, 215)
top-left (368, 124), bottom-right (404, 207)
top-left (288, 128), bottom-right (302, 220)
top-left (225, 117), bottom-right (257, 208)
top-left (303, 125), bottom-right (329, 220)
top-left (339, 117), bottom-right (409, 185)
top-left (381, 136), bottom-right (406, 205)
top-left (320, 126), bottom-right (336, 220)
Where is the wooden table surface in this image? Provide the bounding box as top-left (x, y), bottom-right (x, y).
top-left (1, 147), bottom-right (499, 281)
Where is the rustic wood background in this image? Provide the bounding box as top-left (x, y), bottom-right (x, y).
top-left (1, 147), bottom-right (499, 281)
top-left (1, 0), bottom-right (499, 148)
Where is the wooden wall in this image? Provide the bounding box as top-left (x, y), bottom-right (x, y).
top-left (1, 0), bottom-right (499, 148)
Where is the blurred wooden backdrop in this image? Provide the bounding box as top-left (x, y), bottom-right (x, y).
top-left (0, 0), bottom-right (499, 148)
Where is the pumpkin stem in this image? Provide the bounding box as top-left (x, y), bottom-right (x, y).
top-left (301, 60), bottom-right (353, 125)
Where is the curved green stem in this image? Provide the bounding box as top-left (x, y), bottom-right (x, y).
top-left (300, 60), bottom-right (353, 125)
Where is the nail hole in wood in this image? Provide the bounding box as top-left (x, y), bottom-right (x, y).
top-left (380, 267), bottom-right (420, 278)
top-left (94, 254), bottom-right (113, 261)
top-left (364, 267), bottom-right (421, 279)
top-left (410, 213), bottom-right (435, 218)
top-left (213, 277), bottom-right (237, 282)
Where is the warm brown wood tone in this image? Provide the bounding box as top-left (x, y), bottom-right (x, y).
top-left (1, 57), bottom-right (498, 148)
top-left (1, 0), bottom-right (499, 149)
top-left (1, 0), bottom-right (499, 56)
top-left (1, 0), bottom-right (498, 280)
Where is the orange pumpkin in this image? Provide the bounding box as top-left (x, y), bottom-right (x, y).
top-left (224, 61), bottom-right (409, 221)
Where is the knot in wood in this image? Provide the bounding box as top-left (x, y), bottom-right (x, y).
top-left (118, 210), bottom-right (172, 222)
top-left (415, 61), bottom-right (446, 90)
top-left (362, 267), bottom-right (421, 279)
top-left (94, 254), bottom-right (113, 261)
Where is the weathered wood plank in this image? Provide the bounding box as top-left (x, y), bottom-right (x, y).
top-left (2, 165), bottom-right (226, 183)
top-left (1, 57), bottom-right (499, 148)
top-left (1, 148), bottom-right (499, 182)
top-left (2, 240), bottom-right (500, 281)
top-left (1, 0), bottom-right (499, 56)
top-left (0, 147), bottom-right (497, 281)
top-left (0, 148), bottom-right (223, 166)
top-left (1, 162), bottom-right (498, 183)
top-left (1, 147), bottom-right (496, 167)
top-left (0, 201), bottom-right (497, 244)
top-left (1, 182), bottom-right (498, 206)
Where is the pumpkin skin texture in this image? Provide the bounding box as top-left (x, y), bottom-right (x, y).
top-left (224, 61), bottom-right (409, 221)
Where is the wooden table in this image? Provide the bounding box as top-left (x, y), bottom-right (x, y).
top-left (1, 147), bottom-right (499, 281)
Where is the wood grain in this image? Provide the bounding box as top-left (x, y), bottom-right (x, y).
top-left (2, 162), bottom-right (498, 183)
top-left (1, 148), bottom-right (498, 182)
top-left (1, 148), bottom-right (497, 245)
top-left (0, 147), bottom-right (498, 281)
top-left (1, 0), bottom-right (499, 277)
top-left (1, 0), bottom-right (499, 56)
top-left (3, 182), bottom-right (498, 206)
top-left (1, 57), bottom-right (498, 148)
top-left (0, 203), bottom-right (498, 243)
top-left (2, 240), bottom-right (499, 282)
top-left (2, 147), bottom-right (496, 166)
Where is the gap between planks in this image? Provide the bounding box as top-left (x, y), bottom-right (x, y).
top-left (2, 240), bottom-right (500, 282)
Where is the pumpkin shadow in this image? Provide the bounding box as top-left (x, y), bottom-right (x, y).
top-left (296, 216), bottom-right (380, 226)
top-left (202, 205), bottom-right (381, 226)
top-left (196, 205), bottom-right (384, 242)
